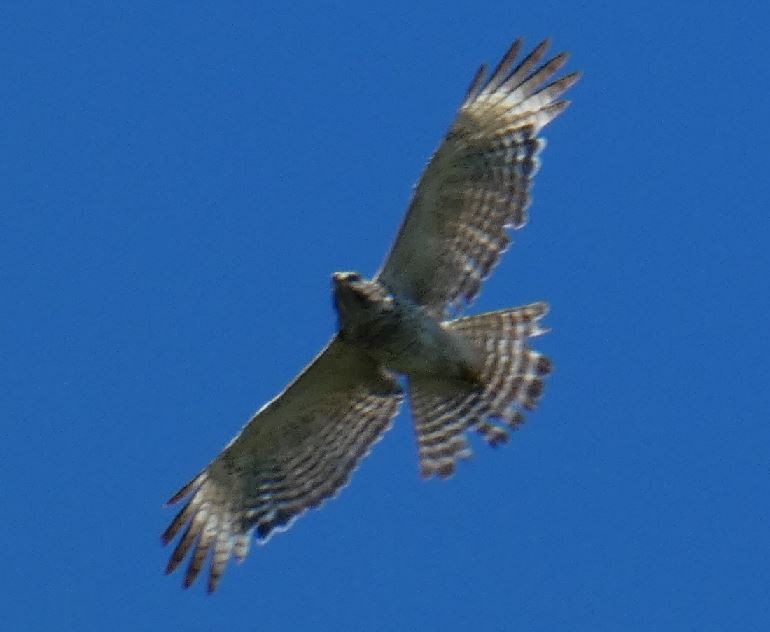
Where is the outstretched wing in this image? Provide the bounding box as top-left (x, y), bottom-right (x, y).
top-left (162, 337), bottom-right (403, 593)
top-left (377, 39), bottom-right (579, 317)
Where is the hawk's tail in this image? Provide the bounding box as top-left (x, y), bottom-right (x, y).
top-left (409, 302), bottom-right (551, 479)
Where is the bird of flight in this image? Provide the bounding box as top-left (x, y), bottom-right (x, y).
top-left (162, 37), bottom-right (579, 593)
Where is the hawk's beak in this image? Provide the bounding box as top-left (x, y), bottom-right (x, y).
top-left (332, 272), bottom-right (360, 286)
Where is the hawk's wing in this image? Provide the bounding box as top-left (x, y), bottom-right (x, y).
top-left (162, 336), bottom-right (403, 592)
top-left (377, 39), bottom-right (579, 317)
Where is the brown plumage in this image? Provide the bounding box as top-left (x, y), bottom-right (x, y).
top-left (162, 37), bottom-right (579, 592)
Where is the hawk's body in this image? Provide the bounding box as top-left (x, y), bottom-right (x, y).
top-left (333, 272), bottom-right (482, 380)
top-left (162, 38), bottom-right (579, 592)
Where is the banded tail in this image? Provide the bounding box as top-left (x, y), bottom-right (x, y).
top-left (409, 302), bottom-right (551, 479)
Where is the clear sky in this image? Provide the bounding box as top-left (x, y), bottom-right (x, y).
top-left (3, 2), bottom-right (769, 630)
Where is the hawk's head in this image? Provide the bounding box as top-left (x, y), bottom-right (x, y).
top-left (332, 272), bottom-right (394, 338)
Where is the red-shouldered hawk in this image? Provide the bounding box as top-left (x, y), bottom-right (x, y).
top-left (163, 37), bottom-right (579, 593)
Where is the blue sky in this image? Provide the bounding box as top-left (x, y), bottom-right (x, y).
top-left (3, 1), bottom-right (769, 630)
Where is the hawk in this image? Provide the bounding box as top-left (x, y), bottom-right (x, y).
top-left (162, 37), bottom-right (579, 592)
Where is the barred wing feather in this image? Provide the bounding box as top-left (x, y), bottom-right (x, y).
top-left (162, 337), bottom-right (403, 592)
top-left (377, 39), bottom-right (579, 317)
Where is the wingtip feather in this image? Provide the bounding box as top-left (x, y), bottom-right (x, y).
top-left (161, 501), bottom-right (194, 545)
top-left (464, 63), bottom-right (487, 105)
top-left (165, 511), bottom-right (206, 577)
top-left (165, 473), bottom-right (205, 506)
top-left (483, 38), bottom-right (523, 94)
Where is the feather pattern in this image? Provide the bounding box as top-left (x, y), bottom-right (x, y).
top-left (161, 38), bottom-right (578, 594)
top-left (411, 303), bottom-right (552, 479)
top-left (378, 39), bottom-right (579, 317)
top-left (162, 337), bottom-right (402, 592)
